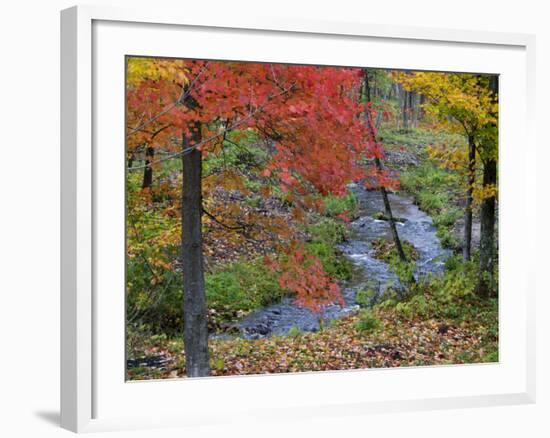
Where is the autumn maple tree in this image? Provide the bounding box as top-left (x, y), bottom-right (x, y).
top-left (126, 59), bottom-right (398, 376)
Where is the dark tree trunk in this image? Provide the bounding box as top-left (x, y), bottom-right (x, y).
top-left (127, 151), bottom-right (135, 169)
top-left (463, 135), bottom-right (476, 260)
top-left (363, 70), bottom-right (407, 263)
top-left (402, 89), bottom-right (410, 131)
top-left (364, 69), bottom-right (372, 102)
top-left (375, 157), bottom-right (407, 262)
top-left (410, 92), bottom-right (418, 128)
top-left (394, 84), bottom-right (401, 129)
top-left (476, 75), bottom-right (499, 297)
top-left (476, 159), bottom-right (497, 297)
top-left (142, 146), bottom-right (154, 189)
top-left (181, 124), bottom-right (210, 377)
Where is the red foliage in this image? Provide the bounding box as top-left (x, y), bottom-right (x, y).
top-left (266, 243), bottom-right (345, 313)
top-left (127, 60), bottom-right (398, 312)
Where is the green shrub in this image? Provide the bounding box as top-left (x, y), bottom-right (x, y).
top-left (377, 256), bottom-right (494, 323)
top-left (388, 254), bottom-right (416, 286)
top-left (128, 256), bottom-right (289, 338)
top-left (126, 192), bottom-right (184, 337)
top-left (212, 357), bottom-right (225, 371)
top-left (355, 287), bottom-right (373, 308)
top-left (355, 309), bottom-right (381, 332)
top-left (126, 171), bottom-right (185, 340)
top-left (287, 326), bottom-right (302, 338)
top-left (436, 226), bottom-right (458, 249)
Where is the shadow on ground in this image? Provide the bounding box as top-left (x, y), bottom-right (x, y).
top-left (34, 410), bottom-right (59, 426)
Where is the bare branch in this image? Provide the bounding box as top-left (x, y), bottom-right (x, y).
top-left (127, 84), bottom-right (296, 171)
top-left (202, 208), bottom-right (247, 231)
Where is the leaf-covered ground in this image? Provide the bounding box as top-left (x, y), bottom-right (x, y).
top-left (127, 303), bottom-right (497, 380)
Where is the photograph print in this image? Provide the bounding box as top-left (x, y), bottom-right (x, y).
top-left (125, 57), bottom-right (499, 379)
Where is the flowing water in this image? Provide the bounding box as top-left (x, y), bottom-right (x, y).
top-left (229, 184), bottom-right (451, 340)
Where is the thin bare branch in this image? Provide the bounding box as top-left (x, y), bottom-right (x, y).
top-left (127, 84), bottom-right (296, 171)
top-left (202, 208), bottom-right (247, 231)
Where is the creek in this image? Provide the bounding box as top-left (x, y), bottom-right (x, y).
top-left (235, 184), bottom-right (451, 339)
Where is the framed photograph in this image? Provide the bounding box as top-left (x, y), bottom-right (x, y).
top-left (61, 5), bottom-right (536, 433)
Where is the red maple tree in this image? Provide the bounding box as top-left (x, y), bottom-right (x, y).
top-left (126, 59), bottom-right (398, 376)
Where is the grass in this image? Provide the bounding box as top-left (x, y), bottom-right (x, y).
top-left (378, 126), bottom-right (466, 151)
top-left (302, 191), bottom-right (358, 282)
top-left (322, 191), bottom-right (359, 219)
top-left (204, 259), bottom-right (288, 329)
top-left (127, 256), bottom-right (289, 346)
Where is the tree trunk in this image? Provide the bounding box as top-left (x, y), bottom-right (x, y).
top-left (410, 92), bottom-right (418, 129)
top-left (394, 83), bottom-right (401, 130)
top-left (142, 146), bottom-right (154, 189)
top-left (375, 158), bottom-right (407, 262)
top-left (181, 124), bottom-right (210, 377)
top-left (402, 89), bottom-right (409, 131)
top-left (463, 135), bottom-right (475, 261)
top-left (364, 69), bottom-right (372, 102)
top-left (476, 159), bottom-right (497, 297)
top-left (476, 75), bottom-right (499, 297)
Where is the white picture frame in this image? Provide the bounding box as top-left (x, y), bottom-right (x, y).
top-left (60, 4), bottom-right (536, 433)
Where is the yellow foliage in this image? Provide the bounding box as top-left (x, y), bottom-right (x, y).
top-left (394, 71), bottom-right (498, 135)
top-left (127, 57), bottom-right (190, 87)
top-left (473, 183), bottom-right (498, 205)
top-left (427, 144), bottom-right (467, 173)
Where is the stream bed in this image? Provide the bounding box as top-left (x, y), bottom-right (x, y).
top-left (234, 184), bottom-right (451, 340)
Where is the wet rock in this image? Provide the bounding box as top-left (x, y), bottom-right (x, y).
top-left (127, 354), bottom-right (169, 369)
